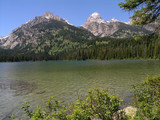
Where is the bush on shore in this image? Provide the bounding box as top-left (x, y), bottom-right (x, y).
top-left (132, 76), bottom-right (160, 120)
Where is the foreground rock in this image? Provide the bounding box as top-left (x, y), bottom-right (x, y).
top-left (123, 106), bottom-right (137, 119)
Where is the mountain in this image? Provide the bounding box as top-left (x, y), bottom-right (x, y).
top-left (0, 12), bottom-right (94, 55)
top-left (0, 11), bottom-right (159, 61)
top-left (144, 20), bottom-right (160, 32)
top-left (82, 12), bottom-right (151, 38)
top-left (0, 11), bottom-right (155, 59)
top-left (128, 19), bottom-right (160, 32)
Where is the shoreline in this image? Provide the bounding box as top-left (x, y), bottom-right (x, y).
top-left (0, 58), bottom-right (159, 63)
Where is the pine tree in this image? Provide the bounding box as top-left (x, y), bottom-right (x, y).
top-left (119, 0), bottom-right (160, 26)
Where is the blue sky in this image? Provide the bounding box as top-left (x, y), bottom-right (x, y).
top-left (0, 0), bottom-right (133, 36)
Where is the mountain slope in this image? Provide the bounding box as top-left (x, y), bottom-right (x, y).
top-left (82, 12), bottom-right (151, 38)
top-left (0, 12), bottom-right (94, 55)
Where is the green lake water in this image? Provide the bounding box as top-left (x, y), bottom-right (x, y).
top-left (0, 60), bottom-right (160, 119)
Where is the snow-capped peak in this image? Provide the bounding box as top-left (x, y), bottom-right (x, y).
top-left (85, 12), bottom-right (106, 24)
top-left (110, 18), bottom-right (118, 22)
top-left (91, 12), bottom-right (101, 19)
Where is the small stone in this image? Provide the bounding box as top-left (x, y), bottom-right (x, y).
top-left (124, 106), bottom-right (137, 118)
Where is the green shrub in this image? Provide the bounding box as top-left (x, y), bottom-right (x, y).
top-left (21, 89), bottom-right (126, 120)
top-left (132, 76), bottom-right (160, 120)
top-left (67, 88), bottom-right (126, 120)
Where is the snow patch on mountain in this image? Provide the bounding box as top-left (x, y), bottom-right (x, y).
top-left (0, 36), bottom-right (8, 40)
top-left (86, 12), bottom-right (106, 24)
top-left (110, 18), bottom-right (118, 22)
top-left (63, 18), bottom-right (73, 26)
top-left (26, 20), bottom-right (32, 24)
top-left (91, 12), bottom-right (100, 18)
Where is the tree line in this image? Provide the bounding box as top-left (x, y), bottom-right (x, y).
top-left (58, 33), bottom-right (160, 60)
top-left (0, 33), bottom-right (159, 62)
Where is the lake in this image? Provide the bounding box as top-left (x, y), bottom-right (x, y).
top-left (0, 60), bottom-right (160, 119)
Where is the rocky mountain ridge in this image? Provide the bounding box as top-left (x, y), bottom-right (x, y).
top-left (0, 12), bottom-right (73, 48)
top-left (0, 12), bottom-right (94, 52)
top-left (82, 12), bottom-right (151, 37)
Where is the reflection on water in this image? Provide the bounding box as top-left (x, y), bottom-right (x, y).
top-left (0, 80), bottom-right (37, 96)
top-left (0, 82), bottom-right (8, 90)
top-left (10, 80), bottom-right (37, 96)
top-left (0, 60), bottom-right (160, 119)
